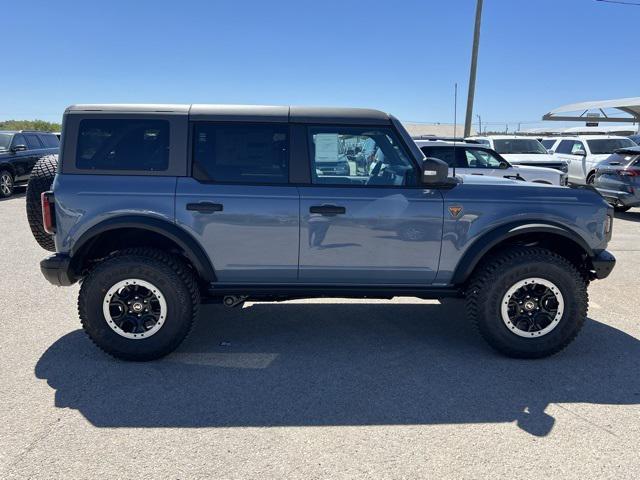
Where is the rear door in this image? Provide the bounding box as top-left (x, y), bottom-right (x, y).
top-left (175, 122), bottom-right (300, 283)
top-left (298, 125), bottom-right (443, 284)
top-left (8, 134), bottom-right (34, 181)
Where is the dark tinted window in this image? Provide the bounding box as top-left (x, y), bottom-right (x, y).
top-left (39, 134), bottom-right (59, 148)
top-left (24, 134), bottom-right (43, 149)
top-left (11, 134), bottom-right (27, 149)
top-left (555, 140), bottom-right (574, 154)
top-left (420, 146), bottom-right (458, 167)
top-left (587, 138), bottom-right (636, 155)
top-left (192, 123), bottom-right (289, 184)
top-left (76, 119), bottom-right (170, 171)
top-left (493, 139), bottom-right (547, 154)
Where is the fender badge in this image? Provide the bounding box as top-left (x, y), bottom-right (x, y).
top-left (448, 206), bottom-right (463, 218)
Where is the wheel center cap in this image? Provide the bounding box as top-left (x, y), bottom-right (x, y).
top-left (132, 302), bottom-right (144, 313)
top-left (524, 300), bottom-right (536, 311)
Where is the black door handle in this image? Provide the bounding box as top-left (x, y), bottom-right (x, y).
top-left (310, 205), bottom-right (346, 216)
top-left (186, 202), bottom-right (223, 213)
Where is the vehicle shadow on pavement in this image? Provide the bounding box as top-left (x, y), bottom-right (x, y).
top-left (615, 210), bottom-right (640, 223)
top-left (0, 189), bottom-right (25, 202)
top-left (35, 300), bottom-right (640, 436)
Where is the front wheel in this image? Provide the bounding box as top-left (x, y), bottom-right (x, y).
top-left (0, 170), bottom-right (14, 198)
top-left (78, 249), bottom-right (200, 361)
top-left (466, 247), bottom-right (588, 358)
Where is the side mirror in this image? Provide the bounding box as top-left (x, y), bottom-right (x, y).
top-left (421, 157), bottom-right (449, 185)
top-left (573, 149), bottom-right (586, 157)
top-left (11, 144), bottom-right (27, 152)
top-left (547, 149), bottom-right (555, 155)
top-left (499, 160), bottom-right (509, 170)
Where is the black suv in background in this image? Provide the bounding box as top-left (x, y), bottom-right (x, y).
top-left (0, 130), bottom-right (59, 197)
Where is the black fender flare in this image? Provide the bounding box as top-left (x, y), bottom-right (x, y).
top-left (451, 221), bottom-right (594, 284)
top-left (70, 215), bottom-right (216, 282)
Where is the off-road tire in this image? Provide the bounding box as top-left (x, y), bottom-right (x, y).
top-left (78, 248), bottom-right (200, 361)
top-left (26, 154), bottom-right (58, 251)
top-left (466, 247), bottom-right (588, 358)
top-left (0, 169), bottom-right (14, 198)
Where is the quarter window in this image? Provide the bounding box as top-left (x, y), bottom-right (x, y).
top-left (76, 119), bottom-right (170, 171)
top-left (308, 126), bottom-right (416, 186)
top-left (39, 134), bottom-right (59, 148)
top-left (192, 123), bottom-right (289, 184)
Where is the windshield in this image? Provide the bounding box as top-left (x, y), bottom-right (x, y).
top-left (587, 138), bottom-right (636, 155)
top-left (0, 134), bottom-right (12, 151)
top-left (493, 139), bottom-right (547, 155)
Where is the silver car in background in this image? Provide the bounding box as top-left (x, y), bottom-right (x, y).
top-left (415, 140), bottom-right (567, 185)
top-left (593, 146), bottom-right (640, 212)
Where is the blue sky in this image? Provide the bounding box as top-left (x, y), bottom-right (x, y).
top-left (2, 0), bottom-right (639, 130)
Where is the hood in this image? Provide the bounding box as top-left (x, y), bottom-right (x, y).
top-left (501, 153), bottom-right (556, 162)
top-left (455, 174), bottom-right (557, 188)
top-left (511, 164), bottom-right (560, 174)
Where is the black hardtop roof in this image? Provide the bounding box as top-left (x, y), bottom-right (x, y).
top-left (65, 104), bottom-right (392, 125)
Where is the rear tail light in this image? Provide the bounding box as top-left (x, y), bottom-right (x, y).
top-left (41, 191), bottom-right (56, 234)
top-left (618, 169), bottom-right (640, 177)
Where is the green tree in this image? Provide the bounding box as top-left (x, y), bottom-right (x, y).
top-left (0, 119), bottom-right (62, 132)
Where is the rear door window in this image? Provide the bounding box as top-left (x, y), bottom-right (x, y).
top-left (420, 147), bottom-right (458, 167)
top-left (192, 123), bottom-right (289, 184)
top-left (76, 119), bottom-right (170, 171)
top-left (24, 134), bottom-right (43, 149)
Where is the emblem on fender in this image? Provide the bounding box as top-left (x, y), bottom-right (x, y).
top-left (448, 205), bottom-right (463, 218)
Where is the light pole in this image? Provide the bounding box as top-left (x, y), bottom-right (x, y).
top-left (464, 0), bottom-right (484, 138)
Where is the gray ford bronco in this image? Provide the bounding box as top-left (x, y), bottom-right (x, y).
top-left (30, 104), bottom-right (616, 361)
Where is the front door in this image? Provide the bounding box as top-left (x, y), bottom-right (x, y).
top-left (176, 122), bottom-right (299, 283)
top-left (298, 125), bottom-right (443, 284)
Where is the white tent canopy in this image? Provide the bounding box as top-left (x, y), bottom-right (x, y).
top-left (543, 97), bottom-right (640, 123)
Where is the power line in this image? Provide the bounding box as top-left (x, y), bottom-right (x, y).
top-left (596, 0), bottom-right (640, 5)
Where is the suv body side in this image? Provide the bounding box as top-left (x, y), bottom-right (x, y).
top-left (0, 131), bottom-right (59, 184)
top-left (49, 105), bottom-right (612, 294)
top-left (548, 135), bottom-right (636, 184)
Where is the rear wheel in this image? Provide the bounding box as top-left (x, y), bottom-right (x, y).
top-left (26, 155), bottom-right (58, 251)
top-left (586, 172), bottom-right (596, 185)
top-left (78, 248), bottom-right (200, 361)
top-left (0, 170), bottom-right (14, 198)
top-left (466, 247), bottom-right (588, 358)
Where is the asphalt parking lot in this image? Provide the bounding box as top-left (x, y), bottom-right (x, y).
top-left (1, 189), bottom-right (639, 479)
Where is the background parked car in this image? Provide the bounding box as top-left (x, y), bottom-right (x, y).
top-left (544, 135), bottom-right (636, 185)
top-left (627, 134), bottom-right (640, 145)
top-left (593, 146), bottom-right (640, 212)
top-left (0, 130), bottom-right (59, 197)
top-left (466, 135), bottom-right (569, 174)
top-left (414, 140), bottom-right (567, 185)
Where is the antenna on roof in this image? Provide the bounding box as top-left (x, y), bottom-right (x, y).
top-left (453, 83), bottom-right (458, 177)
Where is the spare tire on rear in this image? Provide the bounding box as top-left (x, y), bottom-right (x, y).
top-left (26, 154), bottom-right (58, 252)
